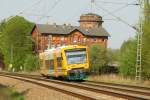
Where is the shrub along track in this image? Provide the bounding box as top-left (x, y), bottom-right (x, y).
top-left (0, 72), bottom-right (150, 100)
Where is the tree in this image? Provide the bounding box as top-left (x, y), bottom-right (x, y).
top-left (119, 0), bottom-right (150, 79)
top-left (0, 16), bottom-right (35, 71)
top-left (107, 48), bottom-right (120, 65)
top-left (141, 0), bottom-right (150, 78)
top-left (90, 44), bottom-right (108, 74)
top-left (119, 38), bottom-right (137, 77)
top-left (23, 54), bottom-right (40, 72)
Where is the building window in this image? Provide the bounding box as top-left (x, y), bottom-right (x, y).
top-left (102, 38), bottom-right (105, 42)
top-left (78, 37), bottom-right (81, 42)
top-left (83, 38), bottom-right (86, 42)
top-left (86, 38), bottom-right (89, 42)
top-left (61, 36), bottom-right (64, 41)
top-left (93, 38), bottom-right (97, 42)
top-left (53, 37), bottom-right (56, 40)
top-left (73, 36), bottom-right (78, 43)
top-left (56, 37), bottom-right (59, 40)
top-left (64, 37), bottom-right (67, 41)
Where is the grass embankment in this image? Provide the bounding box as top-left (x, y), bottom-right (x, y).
top-left (87, 74), bottom-right (150, 87)
top-left (0, 84), bottom-right (24, 100)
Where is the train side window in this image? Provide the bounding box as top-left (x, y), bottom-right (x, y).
top-left (61, 53), bottom-right (63, 60)
top-left (45, 60), bottom-right (50, 69)
top-left (50, 60), bottom-right (54, 69)
top-left (57, 57), bottom-right (62, 68)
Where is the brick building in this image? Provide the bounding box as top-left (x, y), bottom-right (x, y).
top-left (31, 13), bottom-right (110, 53)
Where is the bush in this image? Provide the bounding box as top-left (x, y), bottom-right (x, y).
top-left (90, 44), bottom-right (108, 75)
top-left (23, 54), bottom-right (40, 72)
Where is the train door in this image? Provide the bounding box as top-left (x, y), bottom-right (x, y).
top-left (57, 57), bottom-right (62, 76)
top-left (49, 59), bottom-right (54, 76)
top-left (39, 53), bottom-right (47, 76)
top-left (54, 50), bottom-right (63, 77)
top-left (54, 51), bottom-right (58, 77)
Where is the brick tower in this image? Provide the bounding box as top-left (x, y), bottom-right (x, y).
top-left (79, 13), bottom-right (103, 29)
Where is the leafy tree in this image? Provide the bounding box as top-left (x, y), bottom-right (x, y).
top-left (119, 38), bottom-right (137, 77)
top-left (119, 0), bottom-right (150, 79)
top-left (107, 48), bottom-right (120, 64)
top-left (90, 44), bottom-right (108, 74)
top-left (0, 16), bottom-right (35, 71)
top-left (141, 0), bottom-right (150, 78)
top-left (23, 54), bottom-right (40, 72)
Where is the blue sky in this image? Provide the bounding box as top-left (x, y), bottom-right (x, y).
top-left (0, 0), bottom-right (140, 49)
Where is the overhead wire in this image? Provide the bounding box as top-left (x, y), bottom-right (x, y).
top-left (101, 0), bottom-right (140, 17)
top-left (102, 4), bottom-right (131, 17)
top-left (19, 0), bottom-right (52, 21)
top-left (96, 0), bottom-right (139, 5)
top-left (64, 1), bottom-right (90, 24)
top-left (18, 0), bottom-right (43, 15)
top-left (103, 18), bottom-right (119, 21)
top-left (20, 13), bottom-right (51, 17)
top-left (94, 2), bottom-right (138, 31)
top-left (36, 0), bottom-right (63, 22)
top-left (15, 0), bottom-right (140, 26)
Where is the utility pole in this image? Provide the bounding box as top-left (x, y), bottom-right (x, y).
top-left (135, 0), bottom-right (143, 81)
top-left (91, 0), bottom-right (95, 13)
top-left (92, 0), bottom-right (143, 80)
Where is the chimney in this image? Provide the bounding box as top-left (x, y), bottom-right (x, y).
top-left (62, 23), bottom-right (67, 29)
top-left (53, 23), bottom-right (57, 27)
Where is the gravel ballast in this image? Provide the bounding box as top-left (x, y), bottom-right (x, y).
top-left (0, 76), bottom-right (126, 100)
top-left (0, 76), bottom-right (81, 100)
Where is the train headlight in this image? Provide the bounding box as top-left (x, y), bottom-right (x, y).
top-left (68, 67), bottom-right (71, 71)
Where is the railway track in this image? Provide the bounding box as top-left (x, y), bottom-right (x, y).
top-left (0, 72), bottom-right (150, 100)
top-left (0, 72), bottom-right (111, 100)
top-left (83, 81), bottom-right (150, 96)
top-left (81, 81), bottom-right (150, 100)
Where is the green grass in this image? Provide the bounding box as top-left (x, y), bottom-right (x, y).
top-left (0, 85), bottom-right (24, 100)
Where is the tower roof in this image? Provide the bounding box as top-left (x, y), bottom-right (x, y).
top-left (81, 13), bottom-right (102, 18)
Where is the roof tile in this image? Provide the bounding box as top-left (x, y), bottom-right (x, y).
top-left (35, 24), bottom-right (110, 37)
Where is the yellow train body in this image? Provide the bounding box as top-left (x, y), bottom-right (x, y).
top-left (39, 45), bottom-right (89, 80)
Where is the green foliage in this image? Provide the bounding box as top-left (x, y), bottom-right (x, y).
top-left (23, 54), bottom-right (40, 72)
top-left (119, 38), bottom-right (137, 77)
top-left (0, 16), bottom-right (37, 71)
top-left (107, 48), bottom-right (120, 64)
top-left (90, 44), bottom-right (108, 74)
top-left (119, 0), bottom-right (150, 79)
top-left (0, 85), bottom-right (24, 100)
top-left (141, 0), bottom-right (150, 78)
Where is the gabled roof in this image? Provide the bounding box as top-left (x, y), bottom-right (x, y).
top-left (34, 24), bottom-right (110, 37)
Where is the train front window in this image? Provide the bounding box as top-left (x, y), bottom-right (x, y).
top-left (65, 48), bottom-right (87, 64)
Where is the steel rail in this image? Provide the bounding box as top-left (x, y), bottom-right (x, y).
top-left (81, 81), bottom-right (150, 96)
top-left (86, 80), bottom-right (150, 91)
top-left (1, 72), bottom-right (150, 100)
top-left (0, 73), bottom-right (102, 100)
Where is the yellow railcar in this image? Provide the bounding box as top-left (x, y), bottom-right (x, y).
top-left (39, 45), bottom-right (89, 80)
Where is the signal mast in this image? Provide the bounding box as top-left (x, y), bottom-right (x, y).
top-left (135, 0), bottom-right (144, 81)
